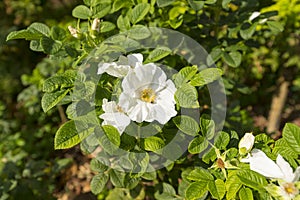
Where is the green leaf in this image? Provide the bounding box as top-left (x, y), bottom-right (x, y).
top-left (28, 22), bottom-right (50, 36)
top-left (102, 125), bottom-right (121, 146)
top-left (187, 168), bottom-right (214, 182)
top-left (51, 26), bottom-right (66, 41)
top-left (273, 138), bottom-right (298, 168)
top-left (204, 0), bottom-right (217, 4)
top-left (127, 25), bottom-right (151, 40)
top-left (6, 22), bottom-right (50, 41)
top-left (214, 131), bottom-right (230, 150)
top-left (267, 21), bottom-right (284, 34)
top-left (222, 0), bottom-right (231, 9)
top-left (239, 187), bottom-right (253, 200)
top-left (100, 21), bottom-right (116, 33)
top-left (240, 23), bottom-right (257, 40)
top-left (188, 136), bottom-right (208, 154)
top-left (142, 136), bottom-right (165, 151)
top-left (90, 158), bottom-right (109, 173)
top-left (186, 182), bottom-right (208, 200)
top-left (225, 172), bottom-right (242, 200)
top-left (187, 0), bottom-right (204, 11)
top-left (120, 133), bottom-right (137, 151)
top-left (146, 47), bottom-right (171, 62)
top-left (117, 15), bottom-right (131, 31)
top-left (168, 18), bottom-right (183, 29)
top-left (207, 48), bottom-right (222, 65)
top-left (157, 0), bottom-right (175, 7)
top-left (43, 73), bottom-right (75, 93)
top-left (109, 169), bottom-right (125, 187)
top-left (6, 30), bottom-right (42, 41)
top-left (90, 173), bottom-right (109, 194)
top-left (130, 3), bottom-right (150, 24)
top-left (93, 3), bottom-right (111, 18)
top-left (83, 0), bottom-right (91, 6)
top-left (173, 66), bottom-right (198, 87)
top-left (190, 68), bottom-right (223, 87)
top-left (30, 40), bottom-right (43, 52)
top-left (208, 179), bottom-right (226, 200)
top-left (202, 148), bottom-right (217, 164)
top-left (200, 114), bottom-right (215, 140)
top-left (175, 83), bottom-right (199, 108)
top-left (41, 90), bottom-right (69, 112)
top-left (112, 0), bottom-right (131, 12)
top-left (282, 123), bottom-right (300, 154)
top-left (208, 179), bottom-right (226, 199)
top-left (72, 5), bottom-right (92, 19)
top-left (223, 51), bottom-right (242, 68)
top-left (155, 182), bottom-right (177, 199)
top-left (142, 166), bottom-right (157, 180)
top-left (169, 6), bottom-right (187, 20)
top-left (173, 115), bottom-right (200, 136)
top-left (54, 120), bottom-right (94, 149)
top-left (237, 169), bottom-right (268, 191)
top-left (40, 37), bottom-right (62, 54)
top-left (123, 175), bottom-right (140, 189)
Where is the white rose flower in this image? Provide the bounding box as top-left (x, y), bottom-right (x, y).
top-left (242, 149), bottom-right (300, 199)
top-left (97, 53), bottom-right (143, 78)
top-left (241, 149), bottom-right (300, 182)
top-left (99, 98), bottom-right (130, 134)
top-left (238, 132), bottom-right (255, 154)
top-left (119, 63), bottom-right (177, 124)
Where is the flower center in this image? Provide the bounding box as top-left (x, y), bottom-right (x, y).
top-left (140, 88), bottom-right (156, 103)
top-left (116, 105), bottom-right (124, 113)
top-left (283, 183), bottom-right (298, 196)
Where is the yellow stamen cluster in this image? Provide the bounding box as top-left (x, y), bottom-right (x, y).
top-left (283, 183), bottom-right (298, 196)
top-left (140, 88), bottom-right (156, 103)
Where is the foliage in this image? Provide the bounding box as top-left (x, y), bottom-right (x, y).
top-left (4, 0), bottom-right (300, 199)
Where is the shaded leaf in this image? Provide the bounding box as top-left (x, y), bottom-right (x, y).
top-left (173, 115), bottom-right (200, 136)
top-left (130, 3), bottom-right (150, 24)
top-left (175, 83), bottom-right (199, 108)
top-left (40, 37), bottom-right (62, 54)
top-left (90, 173), bottom-right (109, 194)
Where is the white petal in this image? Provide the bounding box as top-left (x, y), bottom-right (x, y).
top-left (276, 154), bottom-right (295, 183)
top-left (248, 149), bottom-right (285, 179)
top-left (127, 53), bottom-right (143, 67)
top-left (238, 133), bottom-right (255, 151)
top-left (102, 98), bottom-right (118, 112)
top-left (97, 62), bottom-right (110, 74)
top-left (249, 11), bottom-right (260, 21)
top-left (105, 64), bottom-right (131, 78)
top-left (150, 104), bottom-right (176, 124)
top-left (127, 101), bottom-right (150, 123)
top-left (100, 112), bottom-right (130, 134)
top-left (293, 167), bottom-right (300, 182)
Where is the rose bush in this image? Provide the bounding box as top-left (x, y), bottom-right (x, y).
top-left (5, 0), bottom-right (300, 199)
